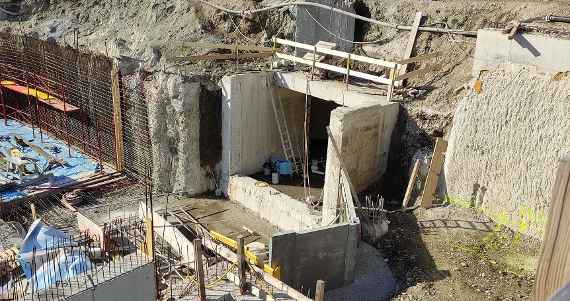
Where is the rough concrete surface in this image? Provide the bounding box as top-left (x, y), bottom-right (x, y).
top-left (323, 102), bottom-right (399, 224)
top-left (270, 222), bottom-right (359, 291)
top-left (147, 72), bottom-right (210, 194)
top-left (326, 243), bottom-right (396, 301)
top-left (444, 69), bottom-right (570, 238)
top-left (228, 176), bottom-right (320, 232)
top-left (473, 29), bottom-right (570, 76)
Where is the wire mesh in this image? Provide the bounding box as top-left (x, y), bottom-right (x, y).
top-left (0, 33), bottom-right (116, 167)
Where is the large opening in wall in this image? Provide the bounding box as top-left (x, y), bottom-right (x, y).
top-left (250, 87), bottom-right (341, 202)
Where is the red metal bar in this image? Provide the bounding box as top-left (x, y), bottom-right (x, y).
top-left (0, 87), bottom-right (7, 125)
top-left (95, 120), bottom-right (103, 172)
top-left (60, 82), bottom-right (71, 157)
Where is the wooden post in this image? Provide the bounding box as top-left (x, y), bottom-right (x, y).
top-left (398, 12), bottom-right (424, 87)
top-left (111, 63), bottom-right (124, 172)
top-left (194, 239), bottom-right (206, 301)
top-left (535, 155), bottom-right (570, 301)
top-left (144, 218), bottom-right (154, 259)
top-left (30, 203), bottom-right (37, 220)
top-left (315, 280), bottom-right (325, 301)
top-left (237, 235), bottom-right (247, 295)
top-left (402, 159), bottom-right (421, 208)
top-left (420, 138), bottom-right (448, 208)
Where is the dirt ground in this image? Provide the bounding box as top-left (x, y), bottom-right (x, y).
top-left (378, 205), bottom-right (540, 301)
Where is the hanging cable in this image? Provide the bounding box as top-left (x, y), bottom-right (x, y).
top-left (193, 0), bottom-right (478, 37)
top-left (304, 8), bottom-right (385, 45)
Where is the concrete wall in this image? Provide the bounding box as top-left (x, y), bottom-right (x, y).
top-left (274, 72), bottom-right (390, 107)
top-left (473, 29), bottom-right (570, 76)
top-left (228, 176), bottom-right (320, 232)
top-left (67, 262), bottom-right (157, 301)
top-left (322, 102), bottom-right (399, 224)
top-left (269, 222), bottom-right (359, 291)
top-left (295, 0), bottom-right (355, 53)
top-left (221, 72), bottom-right (282, 192)
top-left (147, 72), bottom-right (210, 194)
top-left (444, 69), bottom-right (570, 239)
top-left (278, 88), bottom-right (307, 159)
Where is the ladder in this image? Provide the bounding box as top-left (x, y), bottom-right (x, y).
top-left (270, 81), bottom-right (302, 175)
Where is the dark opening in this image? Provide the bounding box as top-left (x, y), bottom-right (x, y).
top-left (308, 98), bottom-right (340, 188)
top-left (353, 0), bottom-right (371, 42)
top-left (199, 84), bottom-right (222, 170)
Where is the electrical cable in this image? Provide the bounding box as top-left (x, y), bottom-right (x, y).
top-left (193, 0), bottom-right (478, 37)
top-left (304, 8), bottom-right (385, 44)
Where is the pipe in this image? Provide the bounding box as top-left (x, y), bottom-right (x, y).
top-left (193, 0), bottom-right (478, 37)
top-left (545, 15), bottom-right (570, 23)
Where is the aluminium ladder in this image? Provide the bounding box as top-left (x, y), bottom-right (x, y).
top-left (270, 82), bottom-right (302, 175)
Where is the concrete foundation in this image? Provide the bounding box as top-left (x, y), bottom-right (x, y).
top-left (228, 176), bottom-right (320, 232)
top-left (269, 221), bottom-right (359, 291)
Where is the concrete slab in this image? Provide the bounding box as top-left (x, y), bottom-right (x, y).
top-left (473, 29), bottom-right (570, 75)
top-left (273, 72), bottom-right (389, 107)
top-left (151, 195), bottom-right (279, 246)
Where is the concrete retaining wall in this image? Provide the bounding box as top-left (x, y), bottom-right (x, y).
top-left (228, 176), bottom-right (320, 232)
top-left (269, 222), bottom-right (359, 291)
top-left (322, 102), bottom-right (399, 224)
top-left (65, 262), bottom-right (157, 301)
top-left (221, 72), bottom-right (282, 192)
top-left (444, 70), bottom-right (570, 238)
top-left (473, 29), bottom-right (570, 76)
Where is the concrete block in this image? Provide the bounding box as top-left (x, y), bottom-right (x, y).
top-left (473, 29), bottom-right (570, 75)
top-left (228, 176), bottom-right (319, 232)
top-left (269, 222), bottom-right (359, 292)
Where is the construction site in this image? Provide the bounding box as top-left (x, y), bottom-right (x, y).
top-left (0, 0), bottom-right (568, 300)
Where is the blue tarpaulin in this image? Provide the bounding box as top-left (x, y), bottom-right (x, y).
top-left (18, 220), bottom-right (93, 290)
top-left (0, 118), bottom-right (100, 202)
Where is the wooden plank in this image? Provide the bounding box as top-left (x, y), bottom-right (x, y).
top-left (111, 64), bottom-right (124, 172)
top-left (396, 51), bottom-right (441, 65)
top-left (402, 159), bottom-right (421, 208)
top-left (535, 155), bottom-right (570, 301)
top-left (194, 239), bottom-right (207, 301)
top-left (395, 63), bottom-right (441, 81)
top-left (237, 236), bottom-right (247, 295)
top-left (275, 38), bottom-right (397, 68)
top-left (0, 81), bottom-right (79, 113)
top-left (173, 52), bottom-right (273, 62)
top-left (398, 11), bottom-right (424, 86)
top-left (420, 138), bottom-right (448, 208)
top-left (302, 40), bottom-right (336, 62)
top-left (275, 52), bottom-right (392, 85)
top-left (182, 41), bottom-right (273, 52)
top-left (315, 280), bottom-right (325, 301)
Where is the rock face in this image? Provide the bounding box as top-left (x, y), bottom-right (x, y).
top-left (147, 72), bottom-right (211, 194)
top-left (444, 69), bottom-right (570, 239)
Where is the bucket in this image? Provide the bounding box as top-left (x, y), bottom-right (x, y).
top-left (271, 172), bottom-right (279, 185)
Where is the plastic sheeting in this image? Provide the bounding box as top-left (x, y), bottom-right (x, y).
top-left (18, 220), bottom-right (93, 291)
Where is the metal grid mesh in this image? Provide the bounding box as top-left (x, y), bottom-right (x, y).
top-left (120, 72), bottom-right (153, 180)
top-left (0, 32), bottom-right (116, 166)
